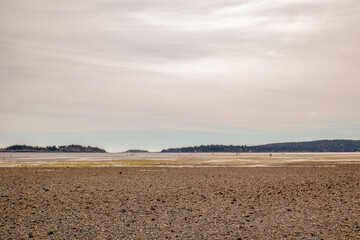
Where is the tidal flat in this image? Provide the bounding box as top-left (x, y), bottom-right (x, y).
top-left (0, 153), bottom-right (359, 239)
top-left (1, 152), bottom-right (360, 167)
top-left (1, 166), bottom-right (359, 239)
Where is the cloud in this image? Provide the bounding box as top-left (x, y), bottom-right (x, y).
top-left (264, 51), bottom-right (283, 57)
top-left (1, 0), bottom-right (360, 149)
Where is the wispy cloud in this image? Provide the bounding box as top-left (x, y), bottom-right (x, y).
top-left (1, 0), bottom-right (360, 150)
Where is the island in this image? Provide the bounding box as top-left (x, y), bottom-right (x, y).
top-left (125, 150), bottom-right (149, 153)
top-left (0, 144), bottom-right (107, 153)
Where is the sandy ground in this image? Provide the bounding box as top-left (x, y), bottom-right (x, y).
top-left (1, 166), bottom-right (359, 239)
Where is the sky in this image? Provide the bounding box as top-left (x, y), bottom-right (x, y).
top-left (1, 0), bottom-right (360, 152)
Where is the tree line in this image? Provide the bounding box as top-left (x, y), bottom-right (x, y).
top-left (161, 140), bottom-right (360, 153)
top-left (0, 144), bottom-right (106, 153)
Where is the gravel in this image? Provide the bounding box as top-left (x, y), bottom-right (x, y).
top-left (1, 166), bottom-right (359, 239)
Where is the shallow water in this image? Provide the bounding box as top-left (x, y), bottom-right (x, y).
top-left (1, 152), bottom-right (360, 167)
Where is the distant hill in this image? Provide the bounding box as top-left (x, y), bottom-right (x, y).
top-left (0, 144), bottom-right (107, 153)
top-left (251, 140), bottom-right (360, 152)
top-left (161, 140), bottom-right (360, 153)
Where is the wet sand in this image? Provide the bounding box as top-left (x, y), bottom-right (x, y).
top-left (1, 166), bottom-right (359, 239)
top-left (1, 152), bottom-right (360, 167)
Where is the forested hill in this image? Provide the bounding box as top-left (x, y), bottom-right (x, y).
top-left (0, 144), bottom-right (107, 153)
top-left (161, 140), bottom-right (360, 153)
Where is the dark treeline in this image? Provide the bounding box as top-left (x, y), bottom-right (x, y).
top-left (125, 150), bottom-right (149, 153)
top-left (0, 144), bottom-right (106, 153)
top-left (161, 140), bottom-right (360, 153)
top-left (163, 145), bottom-right (248, 153)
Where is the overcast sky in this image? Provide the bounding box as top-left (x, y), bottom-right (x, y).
top-left (1, 0), bottom-right (360, 152)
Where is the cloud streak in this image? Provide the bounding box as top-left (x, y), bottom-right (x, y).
top-left (1, 0), bottom-right (360, 150)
